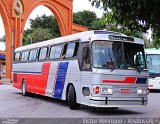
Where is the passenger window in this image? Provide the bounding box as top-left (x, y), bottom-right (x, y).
top-left (65, 42), bottom-right (79, 58)
top-left (50, 46), bottom-right (56, 59)
top-left (29, 49), bottom-right (37, 61)
top-left (39, 47), bottom-right (48, 60)
top-left (14, 52), bottom-right (21, 62)
top-left (82, 46), bottom-right (91, 70)
top-left (21, 51), bottom-right (29, 61)
top-left (65, 43), bottom-right (76, 58)
top-left (50, 44), bottom-right (62, 59)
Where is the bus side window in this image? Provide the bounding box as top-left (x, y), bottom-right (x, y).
top-left (14, 52), bottom-right (21, 62)
top-left (50, 46), bottom-right (56, 59)
top-left (82, 46), bottom-right (90, 70)
top-left (29, 49), bottom-right (38, 61)
top-left (39, 47), bottom-right (48, 60)
top-left (50, 44), bottom-right (63, 59)
top-left (21, 51), bottom-right (29, 62)
top-left (62, 42), bottom-right (79, 59)
top-left (65, 42), bottom-right (76, 58)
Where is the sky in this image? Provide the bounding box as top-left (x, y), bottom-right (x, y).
top-left (0, 0), bottom-right (104, 38)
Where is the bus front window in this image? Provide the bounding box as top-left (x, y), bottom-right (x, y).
top-left (123, 42), bottom-right (147, 70)
top-left (147, 54), bottom-right (160, 74)
top-left (92, 41), bottom-right (124, 69)
top-left (92, 41), bottom-right (147, 70)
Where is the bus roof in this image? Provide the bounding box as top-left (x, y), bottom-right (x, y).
top-left (145, 48), bottom-right (160, 54)
top-left (15, 30), bottom-right (144, 52)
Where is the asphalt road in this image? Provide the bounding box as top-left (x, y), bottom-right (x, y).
top-left (0, 84), bottom-right (160, 118)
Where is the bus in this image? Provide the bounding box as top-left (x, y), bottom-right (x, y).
top-left (12, 31), bottom-right (149, 109)
top-left (145, 48), bottom-right (160, 90)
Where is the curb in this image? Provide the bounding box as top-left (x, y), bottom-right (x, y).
top-left (0, 80), bottom-right (12, 85)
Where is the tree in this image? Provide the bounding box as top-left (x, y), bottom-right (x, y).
top-left (23, 11), bottom-right (99, 45)
top-left (30, 14), bottom-right (60, 38)
top-left (89, 0), bottom-right (160, 46)
top-left (23, 29), bottom-right (34, 45)
top-left (27, 28), bottom-right (53, 44)
top-left (23, 15), bottom-right (60, 45)
top-left (23, 10), bottom-right (150, 47)
top-left (92, 12), bottom-right (144, 38)
top-left (73, 10), bottom-right (97, 29)
top-left (89, 0), bottom-right (158, 30)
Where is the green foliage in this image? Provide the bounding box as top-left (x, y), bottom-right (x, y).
top-left (89, 0), bottom-right (157, 30)
top-left (30, 15), bottom-right (60, 38)
top-left (23, 11), bottom-right (99, 45)
top-left (23, 10), bottom-right (151, 47)
top-left (28, 28), bottom-right (52, 44)
top-left (152, 28), bottom-right (160, 48)
top-left (23, 29), bottom-right (34, 45)
top-left (89, 0), bottom-right (160, 47)
top-left (23, 14), bottom-right (60, 45)
top-left (73, 10), bottom-right (97, 29)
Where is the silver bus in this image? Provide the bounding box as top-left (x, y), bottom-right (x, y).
top-left (12, 31), bottom-right (149, 109)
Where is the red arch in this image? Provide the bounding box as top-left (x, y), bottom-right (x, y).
top-left (22, 0), bottom-right (68, 36)
top-left (0, 0), bottom-right (87, 80)
top-left (0, 0), bottom-right (12, 80)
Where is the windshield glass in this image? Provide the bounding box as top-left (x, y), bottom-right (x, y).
top-left (92, 41), bottom-right (147, 70)
top-left (146, 54), bottom-right (160, 74)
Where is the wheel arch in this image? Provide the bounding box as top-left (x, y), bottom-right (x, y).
top-left (66, 83), bottom-right (77, 101)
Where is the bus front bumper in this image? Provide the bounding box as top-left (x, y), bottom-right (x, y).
top-left (88, 96), bottom-right (148, 108)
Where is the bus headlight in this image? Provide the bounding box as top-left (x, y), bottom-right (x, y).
top-left (137, 88), bottom-right (146, 95)
top-left (101, 87), bottom-right (113, 95)
top-left (107, 88), bottom-right (113, 95)
top-left (137, 88), bottom-right (143, 94)
top-left (143, 90), bottom-right (146, 95)
top-left (102, 87), bottom-right (108, 94)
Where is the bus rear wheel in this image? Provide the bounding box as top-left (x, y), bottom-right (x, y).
top-left (22, 80), bottom-right (27, 96)
top-left (67, 85), bottom-right (79, 110)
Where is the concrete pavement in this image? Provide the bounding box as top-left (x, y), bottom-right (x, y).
top-left (0, 84), bottom-right (160, 118)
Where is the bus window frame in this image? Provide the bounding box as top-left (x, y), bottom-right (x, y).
top-left (14, 52), bottom-right (21, 63)
top-left (63, 41), bottom-right (80, 60)
top-left (78, 41), bottom-right (91, 71)
top-left (21, 50), bottom-right (29, 62)
top-left (39, 47), bottom-right (49, 61)
top-left (49, 44), bottom-right (63, 61)
top-left (28, 48), bottom-right (39, 62)
top-left (91, 40), bottom-right (147, 71)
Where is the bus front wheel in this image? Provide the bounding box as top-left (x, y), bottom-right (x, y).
top-left (67, 85), bottom-right (79, 110)
top-left (22, 80), bottom-right (27, 96)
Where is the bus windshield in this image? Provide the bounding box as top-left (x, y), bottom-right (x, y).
top-left (146, 54), bottom-right (160, 74)
top-left (92, 41), bottom-right (147, 70)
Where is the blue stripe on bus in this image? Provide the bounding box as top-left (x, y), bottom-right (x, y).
top-left (54, 62), bottom-right (69, 99)
top-left (136, 78), bottom-right (147, 84)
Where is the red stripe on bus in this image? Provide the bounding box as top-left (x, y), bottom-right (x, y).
top-left (103, 77), bottom-right (136, 84)
top-left (13, 62), bottom-right (51, 95)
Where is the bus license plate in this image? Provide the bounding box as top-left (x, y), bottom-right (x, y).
top-left (121, 89), bottom-right (130, 94)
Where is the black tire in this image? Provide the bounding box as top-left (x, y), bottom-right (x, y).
top-left (22, 80), bottom-right (27, 96)
top-left (67, 85), bottom-right (79, 110)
